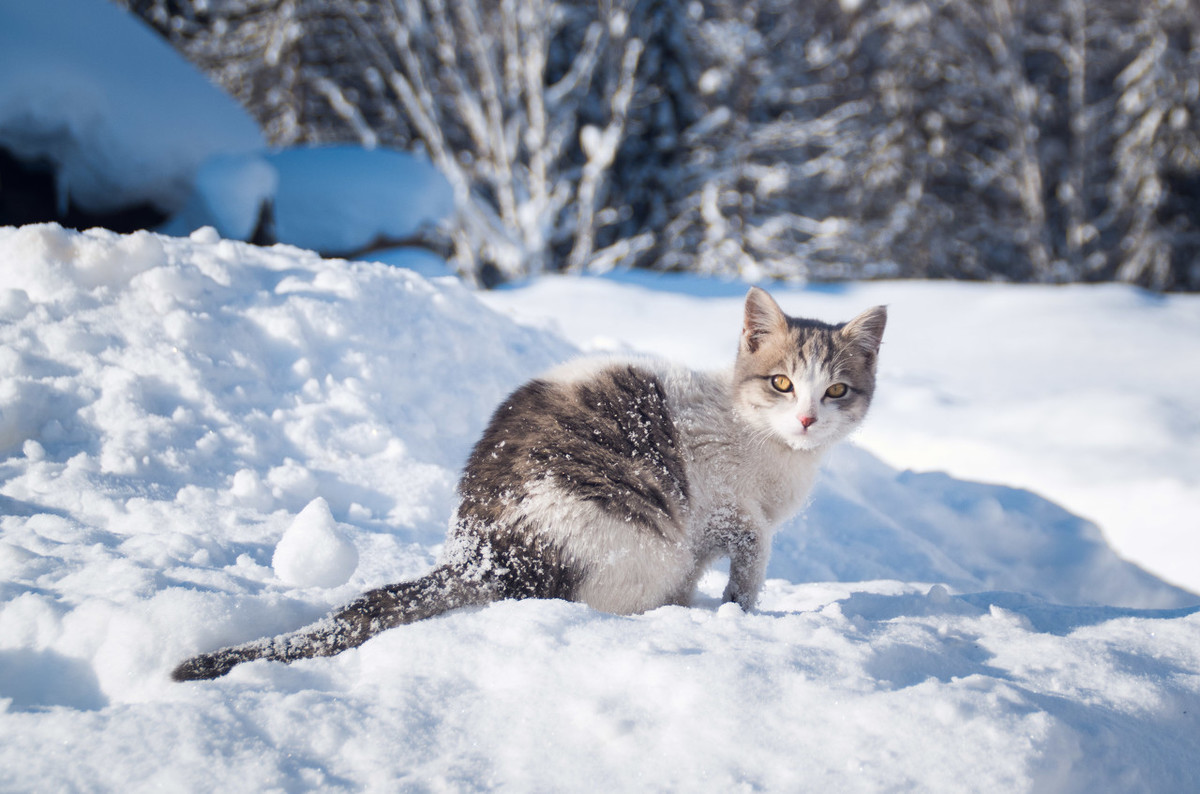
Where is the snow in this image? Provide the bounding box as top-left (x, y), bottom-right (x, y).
top-left (265, 146), bottom-right (454, 255)
top-left (163, 146), bottom-right (455, 255)
top-left (4, 2), bottom-right (1198, 788)
top-left (0, 0), bottom-right (263, 214)
top-left (0, 0), bottom-right (452, 255)
top-left (169, 153), bottom-right (280, 242)
top-left (272, 498), bottom-right (359, 589)
top-left (1, 223), bottom-right (1199, 791)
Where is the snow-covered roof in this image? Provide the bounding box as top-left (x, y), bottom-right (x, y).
top-left (0, 0), bottom-right (262, 214)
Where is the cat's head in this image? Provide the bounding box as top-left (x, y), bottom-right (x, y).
top-left (733, 287), bottom-right (886, 451)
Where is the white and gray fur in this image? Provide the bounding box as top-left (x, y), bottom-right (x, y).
top-left (172, 288), bottom-right (886, 681)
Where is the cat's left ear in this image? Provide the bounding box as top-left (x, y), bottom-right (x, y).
top-left (839, 306), bottom-right (887, 355)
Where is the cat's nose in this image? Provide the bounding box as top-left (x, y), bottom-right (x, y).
top-left (799, 415), bottom-right (817, 429)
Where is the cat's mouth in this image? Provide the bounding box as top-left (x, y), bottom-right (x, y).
top-left (780, 426), bottom-right (825, 451)
top-left (774, 415), bottom-right (845, 451)
top-left (789, 438), bottom-right (822, 451)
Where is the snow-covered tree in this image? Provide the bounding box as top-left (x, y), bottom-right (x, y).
top-left (117, 0), bottom-right (412, 147)
top-left (119, 0), bottom-right (1200, 289)
top-left (120, 0), bottom-right (659, 283)
top-left (659, 0), bottom-right (1199, 289)
top-left (1101, 0), bottom-right (1200, 290)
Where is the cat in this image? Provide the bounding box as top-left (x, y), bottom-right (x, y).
top-left (171, 287), bottom-right (886, 681)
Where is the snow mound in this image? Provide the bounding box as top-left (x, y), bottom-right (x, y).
top-left (0, 0), bottom-right (262, 213)
top-left (272, 497), bottom-right (359, 588)
top-left (267, 146), bottom-right (453, 254)
top-left (780, 445), bottom-right (1193, 609)
top-left (182, 153), bottom-right (279, 242)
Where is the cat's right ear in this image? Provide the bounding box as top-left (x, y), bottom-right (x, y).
top-left (742, 287), bottom-right (788, 354)
top-left (840, 305), bottom-right (887, 356)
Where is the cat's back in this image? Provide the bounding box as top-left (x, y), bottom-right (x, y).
top-left (459, 355), bottom-right (708, 536)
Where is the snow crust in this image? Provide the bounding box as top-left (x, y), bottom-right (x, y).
top-left (1, 224), bottom-right (1198, 791)
top-left (0, 0), bottom-right (263, 213)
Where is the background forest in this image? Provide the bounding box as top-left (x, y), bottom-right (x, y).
top-left (90, 0), bottom-right (1200, 289)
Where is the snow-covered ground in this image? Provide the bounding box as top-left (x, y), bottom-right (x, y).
top-left (2, 224), bottom-right (1198, 791)
top-left (4, 0), bottom-right (1199, 789)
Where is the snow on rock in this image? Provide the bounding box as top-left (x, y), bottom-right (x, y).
top-left (1, 225), bottom-right (1199, 790)
top-left (0, 0), bottom-right (262, 214)
top-left (272, 497), bottom-right (359, 588)
top-left (267, 146), bottom-right (454, 254)
top-left (170, 153), bottom-right (280, 242)
top-left (163, 146), bottom-right (455, 256)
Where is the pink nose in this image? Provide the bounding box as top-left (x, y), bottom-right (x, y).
top-left (799, 415), bottom-right (817, 429)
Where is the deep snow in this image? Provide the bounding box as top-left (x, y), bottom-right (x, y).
top-left (1, 224), bottom-right (1198, 792)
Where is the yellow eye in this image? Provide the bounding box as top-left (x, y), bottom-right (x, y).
top-left (770, 375), bottom-right (793, 393)
top-left (825, 383), bottom-right (848, 398)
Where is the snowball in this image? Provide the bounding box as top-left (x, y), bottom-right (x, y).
top-left (189, 226), bottom-right (221, 244)
top-left (272, 497), bottom-right (359, 589)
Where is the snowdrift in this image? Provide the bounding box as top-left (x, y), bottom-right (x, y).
top-left (1, 224), bottom-right (1198, 791)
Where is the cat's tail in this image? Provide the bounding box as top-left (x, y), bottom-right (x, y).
top-left (171, 564), bottom-right (496, 681)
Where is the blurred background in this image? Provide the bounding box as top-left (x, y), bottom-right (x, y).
top-left (3, 0), bottom-right (1199, 290)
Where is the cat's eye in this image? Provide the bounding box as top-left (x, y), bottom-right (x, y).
top-left (825, 383), bottom-right (849, 398)
top-left (770, 375), bottom-right (793, 393)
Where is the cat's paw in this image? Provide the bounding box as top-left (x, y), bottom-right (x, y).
top-left (721, 587), bottom-right (756, 613)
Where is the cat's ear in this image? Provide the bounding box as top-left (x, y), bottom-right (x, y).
top-left (742, 287), bottom-right (788, 354)
top-left (839, 306), bottom-right (887, 355)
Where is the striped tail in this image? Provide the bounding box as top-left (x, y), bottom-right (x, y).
top-left (171, 565), bottom-right (494, 681)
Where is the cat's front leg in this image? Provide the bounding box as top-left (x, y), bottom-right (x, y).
top-left (721, 528), bottom-right (769, 611)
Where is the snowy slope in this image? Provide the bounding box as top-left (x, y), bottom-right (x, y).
top-left (1, 224), bottom-right (1199, 791)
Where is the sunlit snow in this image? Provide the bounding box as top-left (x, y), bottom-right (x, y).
top-left (2, 0), bottom-right (1199, 788)
top-left (1, 224), bottom-right (1198, 791)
